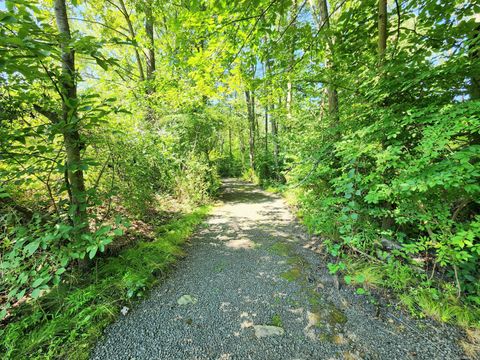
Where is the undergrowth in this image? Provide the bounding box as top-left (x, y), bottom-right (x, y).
top-left (0, 206), bottom-right (210, 360)
top-left (270, 185), bottom-right (480, 330)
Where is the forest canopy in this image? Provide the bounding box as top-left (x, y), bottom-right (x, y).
top-left (0, 0), bottom-right (479, 356)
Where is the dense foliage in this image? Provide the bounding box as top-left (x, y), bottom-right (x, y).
top-left (0, 0), bottom-right (479, 357)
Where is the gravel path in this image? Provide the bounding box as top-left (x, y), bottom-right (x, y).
top-left (91, 179), bottom-right (467, 360)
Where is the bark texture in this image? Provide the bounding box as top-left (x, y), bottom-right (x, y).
top-left (378, 0), bottom-right (387, 62)
top-left (54, 0), bottom-right (89, 230)
top-left (310, 0), bottom-right (339, 125)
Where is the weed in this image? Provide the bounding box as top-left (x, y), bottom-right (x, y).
top-left (270, 314), bottom-right (283, 327)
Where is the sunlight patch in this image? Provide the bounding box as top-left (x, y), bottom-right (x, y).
top-left (225, 238), bottom-right (256, 249)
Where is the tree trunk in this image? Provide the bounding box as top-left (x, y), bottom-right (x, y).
top-left (228, 127), bottom-right (233, 159)
top-left (311, 0), bottom-right (339, 126)
top-left (286, 1), bottom-right (297, 124)
top-left (145, 3), bottom-right (155, 82)
top-left (469, 23), bottom-right (480, 100)
top-left (118, 0), bottom-right (145, 81)
top-left (264, 104), bottom-right (268, 156)
top-left (378, 0), bottom-right (387, 63)
top-left (252, 92), bottom-right (259, 144)
top-left (145, 2), bottom-right (155, 123)
top-left (239, 127), bottom-right (246, 170)
top-left (273, 98), bottom-right (281, 173)
top-left (245, 90), bottom-right (255, 170)
top-left (263, 60), bottom-right (269, 157)
top-left (286, 81), bottom-right (293, 121)
top-left (54, 0), bottom-right (89, 231)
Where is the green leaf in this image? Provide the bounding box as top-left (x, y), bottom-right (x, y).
top-left (356, 288), bottom-right (366, 295)
top-left (113, 228), bottom-right (123, 236)
top-left (16, 289), bottom-right (26, 300)
top-left (24, 241), bottom-right (40, 256)
top-left (95, 57), bottom-right (109, 70)
top-left (0, 191), bottom-right (10, 198)
top-left (354, 274), bottom-right (366, 283)
top-left (0, 14), bottom-right (17, 24)
top-left (95, 225), bottom-right (111, 237)
top-left (88, 247), bottom-right (98, 259)
top-left (31, 288), bottom-right (42, 299)
top-left (32, 277), bottom-right (44, 288)
top-left (344, 275), bottom-right (352, 284)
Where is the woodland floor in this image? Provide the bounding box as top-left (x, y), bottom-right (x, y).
top-left (91, 179), bottom-right (466, 360)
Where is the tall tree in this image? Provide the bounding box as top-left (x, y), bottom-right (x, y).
top-left (245, 90), bottom-right (256, 170)
top-left (310, 0), bottom-right (339, 125)
top-left (54, 0), bottom-right (89, 231)
top-left (145, 1), bottom-right (155, 82)
top-left (144, 0), bottom-right (156, 123)
top-left (118, 0), bottom-right (145, 81)
top-left (378, 0), bottom-right (387, 63)
top-left (469, 23), bottom-right (480, 100)
top-left (286, 1), bottom-right (298, 123)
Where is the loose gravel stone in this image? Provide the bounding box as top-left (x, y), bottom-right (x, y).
top-left (91, 179), bottom-right (467, 360)
top-left (253, 325), bottom-right (285, 338)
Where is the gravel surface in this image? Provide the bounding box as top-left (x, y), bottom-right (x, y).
top-left (91, 179), bottom-right (468, 360)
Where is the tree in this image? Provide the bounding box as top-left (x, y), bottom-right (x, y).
top-left (53, 0), bottom-right (89, 231)
top-left (245, 89), bottom-right (255, 170)
top-left (378, 0), bottom-right (387, 63)
top-left (310, 0), bottom-right (339, 126)
top-left (145, 0), bottom-right (155, 82)
top-left (118, 0), bottom-right (145, 81)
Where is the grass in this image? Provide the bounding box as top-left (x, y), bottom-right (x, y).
top-left (460, 328), bottom-right (480, 359)
top-left (0, 205), bottom-right (210, 360)
top-left (270, 314), bottom-right (283, 327)
top-left (344, 261), bottom-right (384, 289)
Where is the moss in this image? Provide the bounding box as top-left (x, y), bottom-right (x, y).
top-left (311, 302), bottom-right (348, 343)
top-left (281, 267), bottom-right (303, 281)
top-left (269, 242), bottom-right (294, 257)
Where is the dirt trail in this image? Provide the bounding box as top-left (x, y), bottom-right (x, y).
top-left (92, 179), bottom-right (466, 360)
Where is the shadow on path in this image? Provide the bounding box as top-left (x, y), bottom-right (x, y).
top-left (91, 179), bottom-right (466, 360)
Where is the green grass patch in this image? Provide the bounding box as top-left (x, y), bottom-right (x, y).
top-left (270, 314), bottom-right (283, 327)
top-left (342, 259), bottom-right (480, 328)
top-left (0, 205), bottom-right (210, 360)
